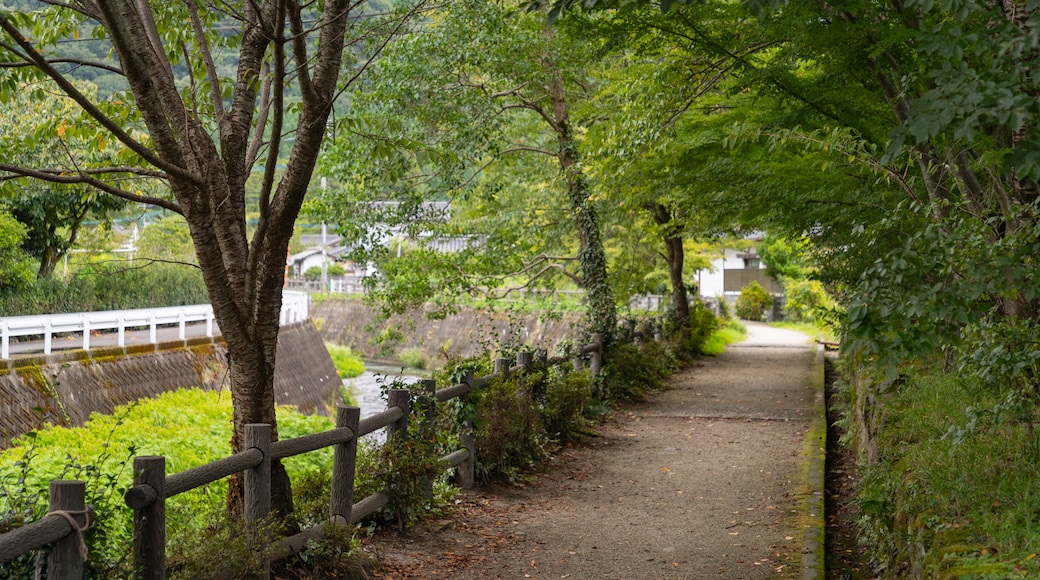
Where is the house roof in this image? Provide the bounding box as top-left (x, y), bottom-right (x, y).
top-left (286, 248), bottom-right (323, 265)
top-left (299, 234), bottom-right (342, 248)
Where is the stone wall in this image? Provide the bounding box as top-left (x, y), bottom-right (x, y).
top-left (312, 298), bottom-right (584, 366)
top-left (0, 321), bottom-right (339, 449)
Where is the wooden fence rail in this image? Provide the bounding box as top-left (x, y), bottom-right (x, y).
top-left (0, 334), bottom-right (605, 579)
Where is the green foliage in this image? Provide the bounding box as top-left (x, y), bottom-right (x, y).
top-left (845, 365), bottom-right (1040, 577)
top-left (687, 300), bottom-right (722, 353)
top-left (376, 434), bottom-right (443, 530)
top-left (135, 215), bottom-right (196, 265)
top-left (166, 512), bottom-right (284, 580)
top-left (0, 82), bottom-right (131, 278)
top-left (472, 374), bottom-right (548, 484)
top-left (0, 210), bottom-right (34, 294)
top-left (759, 234), bottom-right (809, 281)
top-left (781, 278), bottom-right (836, 324)
top-left (303, 263), bottom-right (346, 282)
top-left (315, 0), bottom-right (617, 339)
top-left (540, 369), bottom-right (595, 443)
top-left (325, 343), bottom-right (365, 378)
top-left (844, 210), bottom-right (1040, 386)
top-left (398, 347), bottom-right (426, 370)
top-left (734, 281), bottom-right (772, 321)
top-left (0, 389), bottom-right (335, 577)
top-left (0, 261), bottom-right (207, 315)
top-left (601, 340), bottom-right (676, 402)
top-left (700, 319), bottom-right (747, 356)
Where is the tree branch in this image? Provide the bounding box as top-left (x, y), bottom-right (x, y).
top-left (0, 163), bottom-right (181, 213)
top-left (331, 0), bottom-right (430, 106)
top-left (0, 13), bottom-right (199, 185)
top-left (183, 0), bottom-right (227, 131)
top-left (0, 52), bottom-right (124, 76)
top-left (246, 61), bottom-right (272, 170)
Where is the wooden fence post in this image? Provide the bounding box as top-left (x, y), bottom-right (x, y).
top-left (387, 388), bottom-right (411, 440)
top-left (494, 357), bottom-right (511, 380)
top-left (244, 424), bottom-right (271, 579)
top-left (48, 480), bottom-right (87, 579)
top-left (331, 406), bottom-right (361, 524)
top-left (133, 455), bottom-right (166, 580)
top-left (515, 351), bottom-right (532, 373)
top-left (421, 379), bottom-right (437, 501)
top-left (589, 333), bottom-right (603, 379)
top-left (459, 369), bottom-right (476, 489)
top-left (572, 341), bottom-right (584, 371)
top-left (654, 317), bottom-right (665, 342)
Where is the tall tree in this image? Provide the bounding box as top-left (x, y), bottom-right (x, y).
top-left (319, 0), bottom-right (618, 341)
top-left (0, 1), bottom-right (422, 519)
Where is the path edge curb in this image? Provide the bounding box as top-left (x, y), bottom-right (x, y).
top-left (801, 344), bottom-right (826, 579)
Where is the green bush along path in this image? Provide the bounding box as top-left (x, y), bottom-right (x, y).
top-left (365, 323), bottom-right (821, 579)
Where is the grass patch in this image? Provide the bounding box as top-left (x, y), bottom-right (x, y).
top-left (848, 366), bottom-right (1040, 577)
top-left (770, 321), bottom-right (837, 343)
top-left (399, 347), bottom-right (427, 370)
top-left (699, 319), bottom-right (747, 356)
top-left (326, 342), bottom-right (365, 378)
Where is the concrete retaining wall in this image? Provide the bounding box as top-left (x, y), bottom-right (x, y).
top-left (0, 321), bottom-right (339, 449)
top-left (311, 298), bottom-right (584, 365)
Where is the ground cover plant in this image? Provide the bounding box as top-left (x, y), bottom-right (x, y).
top-left (839, 361), bottom-right (1040, 577)
top-left (0, 389), bottom-right (346, 578)
top-left (325, 342), bottom-right (365, 378)
top-left (699, 319), bottom-right (747, 356)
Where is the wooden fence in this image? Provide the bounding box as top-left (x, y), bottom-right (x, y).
top-left (0, 334), bottom-right (605, 579)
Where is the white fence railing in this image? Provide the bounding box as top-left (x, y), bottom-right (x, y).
top-left (0, 291), bottom-right (309, 360)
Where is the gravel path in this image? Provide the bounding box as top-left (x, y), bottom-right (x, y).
top-left (364, 323), bottom-right (819, 579)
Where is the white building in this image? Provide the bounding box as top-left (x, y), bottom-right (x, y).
top-left (696, 246), bottom-right (783, 302)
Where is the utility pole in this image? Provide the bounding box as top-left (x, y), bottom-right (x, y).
top-left (321, 177), bottom-right (328, 292)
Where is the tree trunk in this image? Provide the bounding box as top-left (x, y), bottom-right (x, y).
top-left (665, 236), bottom-right (689, 326)
top-left (645, 202), bottom-right (689, 329)
top-left (90, 0), bottom-right (354, 527)
top-left (37, 244), bottom-right (59, 279)
top-left (548, 73), bottom-right (616, 343)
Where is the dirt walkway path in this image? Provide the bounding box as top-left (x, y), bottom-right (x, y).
top-left (364, 323), bottom-right (821, 579)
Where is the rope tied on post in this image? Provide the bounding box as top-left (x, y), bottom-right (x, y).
top-left (50, 508), bottom-right (92, 561)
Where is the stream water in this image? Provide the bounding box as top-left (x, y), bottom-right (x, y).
top-left (341, 364), bottom-right (424, 442)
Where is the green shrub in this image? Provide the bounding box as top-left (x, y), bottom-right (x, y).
top-left (326, 343), bottom-right (365, 378)
top-left (602, 340), bottom-right (675, 402)
top-left (471, 375), bottom-right (547, 484)
top-left (734, 280), bottom-right (773, 321)
top-left (688, 300), bottom-right (721, 348)
top-left (541, 369), bottom-right (594, 442)
top-left (303, 263), bottom-right (346, 281)
top-left (0, 261), bottom-right (207, 315)
top-left (782, 277), bottom-right (835, 323)
top-left (166, 512), bottom-right (285, 579)
top-left (398, 347), bottom-right (427, 370)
